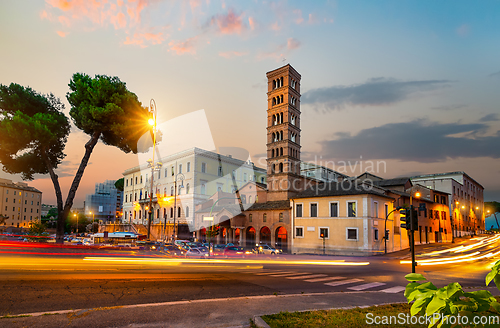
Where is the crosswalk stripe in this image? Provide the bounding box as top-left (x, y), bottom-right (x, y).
top-left (286, 274), bottom-right (327, 280)
top-left (268, 272), bottom-right (310, 277)
top-left (380, 286), bottom-right (406, 294)
top-left (347, 282), bottom-right (386, 291)
top-left (255, 271), bottom-right (292, 275)
top-left (305, 276), bottom-right (346, 283)
top-left (324, 279), bottom-right (363, 287)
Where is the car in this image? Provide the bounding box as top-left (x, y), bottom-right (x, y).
top-left (160, 245), bottom-right (184, 257)
top-left (185, 248), bottom-right (209, 259)
top-left (212, 244), bottom-right (226, 256)
top-left (223, 246), bottom-right (250, 258)
top-left (254, 244), bottom-right (278, 255)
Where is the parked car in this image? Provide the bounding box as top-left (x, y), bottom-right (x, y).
top-left (223, 246), bottom-right (250, 258)
top-left (253, 244), bottom-right (278, 255)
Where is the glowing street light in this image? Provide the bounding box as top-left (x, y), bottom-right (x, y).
top-left (74, 213), bottom-right (78, 235)
top-left (146, 99), bottom-right (162, 241)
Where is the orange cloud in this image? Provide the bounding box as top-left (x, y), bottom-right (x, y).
top-left (248, 16), bottom-right (256, 30)
top-left (141, 32), bottom-right (166, 45)
top-left (58, 15), bottom-right (71, 27)
top-left (210, 9), bottom-right (245, 35)
top-left (56, 30), bottom-right (67, 37)
top-left (219, 51), bottom-right (246, 59)
top-left (293, 9), bottom-right (303, 24)
top-left (287, 38), bottom-right (301, 50)
top-left (308, 13), bottom-right (318, 24)
top-left (271, 21), bottom-right (280, 31)
top-left (40, 10), bottom-right (49, 20)
top-left (168, 37), bottom-right (197, 55)
top-left (110, 12), bottom-right (127, 29)
top-left (123, 34), bottom-right (145, 48)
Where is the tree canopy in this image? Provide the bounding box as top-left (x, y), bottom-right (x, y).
top-left (114, 178), bottom-right (124, 192)
top-left (0, 84), bottom-right (70, 180)
top-left (0, 74), bottom-right (151, 243)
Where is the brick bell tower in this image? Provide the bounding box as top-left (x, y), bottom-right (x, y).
top-left (266, 64), bottom-right (303, 201)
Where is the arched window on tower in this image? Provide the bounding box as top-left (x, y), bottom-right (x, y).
top-left (272, 149), bottom-right (275, 157)
top-left (280, 147), bottom-right (283, 156)
top-left (280, 131), bottom-right (283, 140)
top-left (280, 112), bottom-right (283, 123)
top-left (280, 95), bottom-right (283, 104)
top-left (272, 114), bottom-right (276, 125)
top-left (291, 133), bottom-right (296, 143)
top-left (273, 80), bottom-right (276, 89)
top-left (276, 148), bottom-right (279, 156)
top-left (272, 132), bottom-right (276, 142)
top-left (279, 162), bottom-right (284, 173)
top-left (291, 115), bottom-right (295, 125)
top-left (272, 164), bottom-right (275, 174)
top-left (280, 77), bottom-right (283, 87)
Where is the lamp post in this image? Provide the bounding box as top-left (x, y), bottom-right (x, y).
top-left (172, 169), bottom-right (185, 242)
top-left (146, 99), bottom-right (162, 241)
top-left (385, 206), bottom-right (402, 254)
top-left (74, 213), bottom-right (78, 235)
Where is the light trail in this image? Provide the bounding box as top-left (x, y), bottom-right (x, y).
top-left (83, 257), bottom-right (370, 266)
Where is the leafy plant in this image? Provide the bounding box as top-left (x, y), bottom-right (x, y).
top-left (404, 260), bottom-right (500, 327)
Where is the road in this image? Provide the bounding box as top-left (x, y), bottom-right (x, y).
top-left (0, 235), bottom-right (499, 327)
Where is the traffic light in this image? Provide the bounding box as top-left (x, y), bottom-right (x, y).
top-left (385, 230), bottom-right (389, 240)
top-left (400, 209), bottom-right (410, 229)
top-left (411, 208), bottom-right (418, 231)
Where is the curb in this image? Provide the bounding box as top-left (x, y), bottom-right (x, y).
top-left (253, 315), bottom-right (271, 328)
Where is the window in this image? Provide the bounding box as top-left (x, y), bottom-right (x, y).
top-left (201, 162), bottom-right (207, 173)
top-left (296, 204), bottom-right (303, 217)
top-left (218, 166), bottom-right (223, 177)
top-left (126, 179), bottom-right (128, 187)
top-left (374, 229), bottom-right (379, 241)
top-left (170, 208), bottom-right (174, 217)
top-left (171, 166), bottom-right (174, 176)
top-left (295, 227), bottom-right (304, 238)
top-left (186, 183), bottom-right (190, 194)
top-left (279, 213), bottom-right (283, 222)
top-left (186, 207), bottom-right (189, 217)
top-left (385, 204), bottom-right (389, 218)
top-left (187, 162), bottom-right (191, 172)
top-left (178, 207), bottom-right (181, 217)
top-left (330, 202), bottom-right (338, 217)
top-left (165, 168), bottom-right (168, 177)
top-left (348, 202), bottom-right (356, 217)
top-left (217, 183), bottom-right (223, 192)
top-left (178, 185), bottom-right (181, 195)
top-left (200, 180), bottom-right (207, 195)
top-left (319, 228), bottom-right (329, 239)
top-left (263, 213), bottom-right (267, 222)
top-left (347, 228), bottom-right (358, 240)
top-left (179, 164), bottom-right (182, 174)
top-left (249, 214), bottom-right (252, 222)
top-left (310, 203), bottom-right (318, 217)
top-left (171, 186), bottom-right (174, 196)
top-left (125, 195), bottom-right (128, 202)
top-left (140, 175), bottom-right (143, 183)
top-left (261, 177), bottom-right (265, 183)
top-left (244, 173), bottom-right (247, 182)
top-left (373, 202), bottom-right (379, 218)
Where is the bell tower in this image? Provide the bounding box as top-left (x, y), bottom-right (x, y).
top-left (266, 64), bottom-right (303, 201)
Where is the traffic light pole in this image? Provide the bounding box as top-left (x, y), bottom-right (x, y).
top-left (410, 205), bottom-right (416, 273)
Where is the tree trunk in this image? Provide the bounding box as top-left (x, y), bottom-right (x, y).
top-left (41, 149), bottom-right (65, 244)
top-left (59, 131), bottom-right (101, 242)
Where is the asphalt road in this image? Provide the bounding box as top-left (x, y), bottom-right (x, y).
top-left (1, 235), bottom-right (499, 327)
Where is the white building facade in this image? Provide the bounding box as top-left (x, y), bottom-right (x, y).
top-left (122, 147), bottom-right (266, 232)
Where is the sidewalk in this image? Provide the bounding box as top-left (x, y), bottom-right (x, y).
top-left (2, 286), bottom-right (499, 328)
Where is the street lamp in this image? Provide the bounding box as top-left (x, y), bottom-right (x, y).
top-left (74, 213), bottom-right (78, 235)
top-left (172, 169), bottom-right (185, 242)
top-left (146, 99), bottom-right (163, 241)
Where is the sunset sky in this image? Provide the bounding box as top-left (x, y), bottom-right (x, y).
top-left (1, 0), bottom-right (499, 207)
